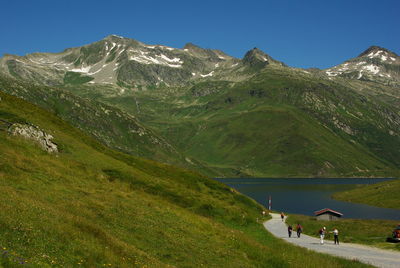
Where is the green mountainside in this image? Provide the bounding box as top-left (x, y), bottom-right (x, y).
top-left (0, 36), bottom-right (399, 178)
top-left (127, 66), bottom-right (400, 177)
top-left (0, 90), bottom-right (371, 267)
top-left (0, 75), bottom-right (200, 169)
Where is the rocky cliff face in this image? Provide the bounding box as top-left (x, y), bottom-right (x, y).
top-left (8, 123), bottom-right (58, 153)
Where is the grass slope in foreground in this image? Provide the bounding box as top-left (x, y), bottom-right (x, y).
top-left (287, 214), bottom-right (400, 251)
top-left (0, 90), bottom-right (371, 267)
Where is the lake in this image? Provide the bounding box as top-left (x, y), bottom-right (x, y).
top-left (216, 178), bottom-right (400, 220)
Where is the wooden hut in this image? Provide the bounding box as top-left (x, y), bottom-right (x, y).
top-left (314, 208), bottom-right (343, 221)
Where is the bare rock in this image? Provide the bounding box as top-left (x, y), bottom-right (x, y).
top-left (8, 123), bottom-right (58, 153)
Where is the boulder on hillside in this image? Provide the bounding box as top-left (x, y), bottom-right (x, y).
top-left (8, 123), bottom-right (58, 153)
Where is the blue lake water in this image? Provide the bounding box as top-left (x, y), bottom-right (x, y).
top-left (215, 178), bottom-right (400, 220)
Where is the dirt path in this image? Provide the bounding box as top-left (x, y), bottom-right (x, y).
top-left (264, 213), bottom-right (400, 268)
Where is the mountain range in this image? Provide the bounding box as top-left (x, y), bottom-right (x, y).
top-left (0, 35), bottom-right (399, 178)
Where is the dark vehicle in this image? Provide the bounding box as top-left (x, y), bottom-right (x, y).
top-left (386, 225), bottom-right (400, 243)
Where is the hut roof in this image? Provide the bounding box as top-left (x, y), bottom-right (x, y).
top-left (314, 208), bottom-right (343, 217)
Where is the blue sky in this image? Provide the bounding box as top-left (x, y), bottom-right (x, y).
top-left (1, 0), bottom-right (399, 69)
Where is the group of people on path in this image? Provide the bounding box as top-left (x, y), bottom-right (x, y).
top-left (319, 227), bottom-right (339, 245)
top-left (281, 212), bottom-right (339, 245)
top-left (287, 223), bottom-right (303, 238)
top-left (283, 212), bottom-right (303, 238)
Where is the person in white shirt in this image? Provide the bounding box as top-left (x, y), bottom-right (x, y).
top-left (319, 227), bottom-right (326, 244)
top-left (331, 228), bottom-right (339, 245)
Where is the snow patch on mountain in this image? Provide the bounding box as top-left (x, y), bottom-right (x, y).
top-left (326, 71), bottom-right (338, 77)
top-left (129, 51), bottom-right (183, 68)
top-left (110, 42), bottom-right (117, 50)
top-left (70, 66), bottom-right (91, 73)
top-left (201, 71), bottom-right (214, 77)
top-left (159, 54), bottom-right (182, 63)
top-left (146, 45), bottom-right (176, 51)
top-left (363, 64), bottom-right (380, 74)
top-left (366, 49), bottom-right (397, 63)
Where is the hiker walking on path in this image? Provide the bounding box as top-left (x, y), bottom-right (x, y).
top-left (280, 212), bottom-right (285, 222)
top-left (319, 227), bottom-right (326, 244)
top-left (331, 228), bottom-right (339, 245)
top-left (296, 223), bottom-right (303, 238)
top-left (288, 225), bottom-right (293, 238)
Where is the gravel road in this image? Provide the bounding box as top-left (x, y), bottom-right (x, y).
top-left (264, 213), bottom-right (400, 268)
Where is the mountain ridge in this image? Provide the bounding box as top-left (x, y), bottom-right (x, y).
top-left (0, 36), bottom-right (399, 178)
top-left (1, 35), bottom-right (399, 88)
top-left (0, 35), bottom-right (246, 87)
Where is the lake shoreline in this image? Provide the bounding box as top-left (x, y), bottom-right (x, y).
top-left (216, 178), bottom-right (400, 221)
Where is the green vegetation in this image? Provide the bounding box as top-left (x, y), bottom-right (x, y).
top-left (0, 75), bottom-right (193, 171)
top-left (286, 214), bottom-right (400, 251)
top-left (333, 179), bottom-right (400, 209)
top-left (0, 90), bottom-right (372, 267)
top-left (63, 71), bottom-right (94, 85)
top-left (114, 66), bottom-right (400, 178)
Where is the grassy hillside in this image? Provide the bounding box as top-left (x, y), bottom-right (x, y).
top-left (0, 91), bottom-right (371, 267)
top-left (147, 105), bottom-right (396, 177)
top-left (0, 75), bottom-right (198, 168)
top-left (333, 179), bottom-right (400, 209)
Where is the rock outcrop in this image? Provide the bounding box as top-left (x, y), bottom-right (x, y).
top-left (8, 123), bottom-right (58, 153)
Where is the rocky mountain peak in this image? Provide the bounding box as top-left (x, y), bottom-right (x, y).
top-left (243, 47), bottom-right (284, 69)
top-left (183, 42), bottom-right (201, 51)
top-left (244, 47), bottom-right (268, 59)
top-left (182, 43), bottom-right (224, 60)
top-left (105, 34), bottom-right (125, 40)
top-left (358, 46), bottom-right (398, 60)
top-left (101, 35), bottom-right (142, 48)
top-left (325, 46), bottom-right (399, 86)
top-left (242, 47), bottom-right (273, 69)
